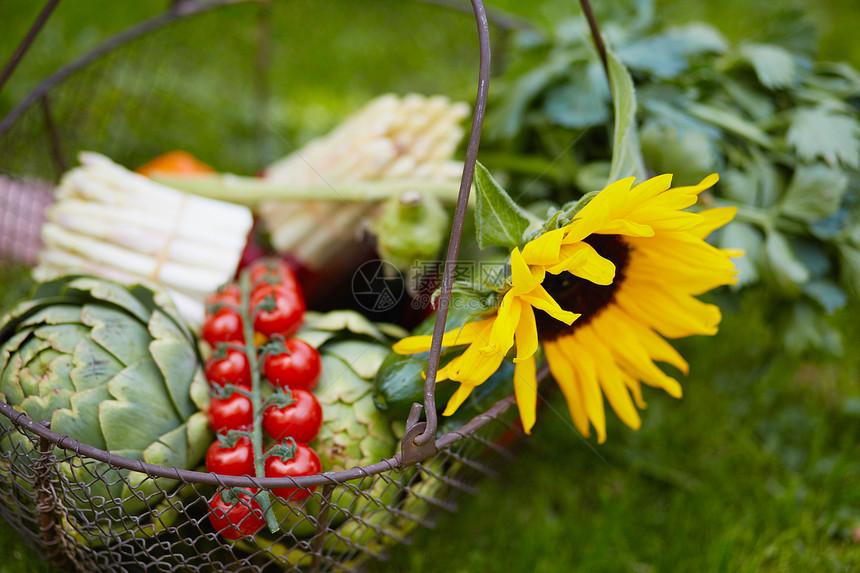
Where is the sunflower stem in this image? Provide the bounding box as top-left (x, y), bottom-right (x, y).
top-left (238, 270), bottom-right (279, 534)
top-left (579, 0), bottom-right (608, 78)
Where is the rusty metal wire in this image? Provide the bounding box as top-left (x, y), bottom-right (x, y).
top-left (0, 395), bottom-right (522, 571)
top-left (0, 0), bottom-right (532, 570)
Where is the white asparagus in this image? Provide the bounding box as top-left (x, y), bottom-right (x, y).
top-left (261, 93), bottom-right (469, 259)
top-left (35, 152), bottom-right (253, 326)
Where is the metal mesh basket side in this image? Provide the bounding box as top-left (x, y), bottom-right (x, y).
top-left (0, 395), bottom-right (521, 572)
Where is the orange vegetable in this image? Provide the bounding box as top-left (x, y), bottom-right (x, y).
top-left (136, 150), bottom-right (215, 176)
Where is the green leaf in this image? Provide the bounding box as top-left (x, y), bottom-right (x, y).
top-left (838, 244), bottom-right (860, 299)
top-left (542, 62), bottom-right (610, 129)
top-left (607, 50), bottom-right (647, 183)
top-left (639, 121), bottom-right (717, 185)
top-left (783, 302), bottom-right (842, 355)
top-left (617, 24), bottom-right (727, 79)
top-left (684, 102), bottom-right (774, 148)
top-left (474, 161), bottom-right (534, 249)
top-left (779, 163), bottom-right (850, 222)
top-left (720, 222), bottom-right (763, 289)
top-left (738, 43), bottom-right (799, 89)
top-left (787, 107), bottom-right (860, 169)
top-left (486, 52), bottom-right (573, 140)
top-left (801, 279), bottom-right (847, 314)
top-left (764, 229), bottom-right (810, 292)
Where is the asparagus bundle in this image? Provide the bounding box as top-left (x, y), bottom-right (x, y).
top-left (259, 93), bottom-right (470, 270)
top-left (33, 152), bottom-right (253, 325)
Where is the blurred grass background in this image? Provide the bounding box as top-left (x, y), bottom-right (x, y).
top-left (1, 0), bottom-right (860, 571)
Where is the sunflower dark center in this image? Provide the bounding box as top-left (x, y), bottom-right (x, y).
top-left (535, 234), bottom-right (631, 341)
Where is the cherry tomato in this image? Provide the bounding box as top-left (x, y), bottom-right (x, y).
top-left (205, 345), bottom-right (252, 390)
top-left (264, 443), bottom-right (321, 501)
top-left (262, 389), bottom-right (323, 443)
top-left (136, 150), bottom-right (215, 177)
top-left (262, 339), bottom-right (321, 391)
top-left (247, 258), bottom-right (300, 291)
top-left (250, 284), bottom-right (305, 338)
top-left (206, 436), bottom-right (255, 477)
top-left (202, 308), bottom-right (244, 346)
top-left (208, 393), bottom-right (254, 432)
top-left (205, 284), bottom-right (241, 314)
top-left (208, 488), bottom-right (264, 539)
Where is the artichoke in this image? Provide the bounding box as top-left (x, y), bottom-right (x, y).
top-left (0, 275), bottom-right (211, 540)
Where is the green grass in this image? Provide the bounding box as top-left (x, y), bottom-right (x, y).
top-left (371, 293), bottom-right (860, 572)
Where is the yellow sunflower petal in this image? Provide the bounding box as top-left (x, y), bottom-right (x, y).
top-left (691, 206), bottom-right (737, 239)
top-left (442, 383), bottom-right (475, 416)
top-left (577, 328), bottom-right (642, 431)
top-left (624, 173), bottom-right (674, 210)
top-left (561, 180), bottom-right (628, 244)
top-left (544, 339), bottom-right (593, 440)
top-left (596, 218), bottom-right (655, 237)
top-left (509, 247), bottom-right (545, 295)
top-left (590, 307), bottom-right (683, 398)
top-left (622, 371), bottom-right (647, 409)
top-left (513, 303), bottom-right (538, 362)
top-left (483, 294), bottom-right (521, 356)
top-left (548, 242), bottom-right (617, 285)
top-left (613, 307), bottom-right (690, 374)
top-left (521, 228), bottom-right (565, 266)
top-left (674, 173), bottom-right (719, 195)
top-left (520, 284), bottom-right (579, 325)
top-left (392, 317), bottom-right (496, 354)
top-left (513, 355), bottom-right (538, 434)
top-left (616, 283), bottom-right (722, 338)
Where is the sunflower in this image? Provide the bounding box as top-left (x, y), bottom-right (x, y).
top-left (393, 173), bottom-right (740, 441)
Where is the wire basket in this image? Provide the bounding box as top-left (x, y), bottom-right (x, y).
top-left (0, 1), bottom-right (527, 571)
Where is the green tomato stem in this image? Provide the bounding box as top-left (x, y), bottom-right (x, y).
top-left (238, 271), bottom-right (279, 534)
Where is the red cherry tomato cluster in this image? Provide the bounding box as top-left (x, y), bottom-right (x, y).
top-left (202, 259), bottom-right (325, 539)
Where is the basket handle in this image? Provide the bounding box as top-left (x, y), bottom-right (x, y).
top-left (400, 0), bottom-right (491, 464)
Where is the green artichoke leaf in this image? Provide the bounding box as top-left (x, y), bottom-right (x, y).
top-left (19, 305), bottom-right (84, 328)
top-left (295, 329), bottom-right (337, 349)
top-left (100, 359), bottom-right (183, 452)
top-left (147, 310), bottom-right (200, 420)
top-left (20, 388), bottom-right (73, 426)
top-left (66, 277), bottom-right (152, 325)
top-left (303, 311), bottom-right (394, 343)
top-left (51, 385), bottom-right (113, 450)
top-left (185, 411), bottom-right (213, 464)
top-left (316, 355), bottom-right (370, 405)
top-left (321, 341), bottom-right (392, 380)
top-left (35, 354), bottom-right (75, 396)
top-left (16, 331), bottom-right (54, 372)
top-left (128, 283), bottom-right (195, 344)
top-left (0, 342), bottom-right (27, 404)
top-left (142, 421), bottom-right (191, 469)
top-left (82, 304), bottom-right (152, 367)
top-left (70, 336), bottom-right (124, 392)
top-left (188, 372), bottom-right (210, 412)
top-left (17, 349), bottom-right (73, 397)
top-left (0, 329), bottom-right (30, 374)
top-left (34, 323), bottom-right (91, 355)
